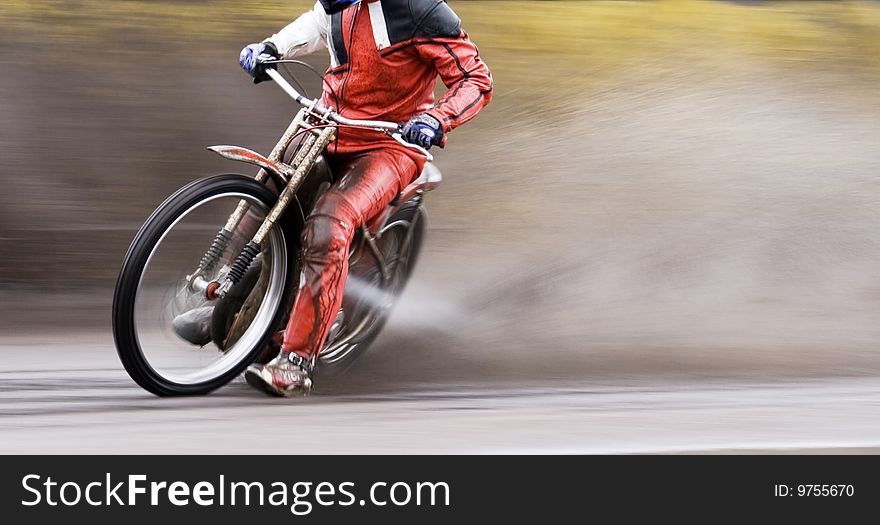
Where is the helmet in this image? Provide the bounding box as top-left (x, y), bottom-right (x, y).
top-left (319, 0), bottom-right (358, 15)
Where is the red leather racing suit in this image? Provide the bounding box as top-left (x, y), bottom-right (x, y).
top-left (265, 0), bottom-right (493, 360)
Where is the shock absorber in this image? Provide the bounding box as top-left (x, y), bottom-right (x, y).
top-left (198, 228), bottom-right (233, 275)
top-left (205, 241), bottom-right (260, 300)
top-left (226, 241), bottom-right (262, 286)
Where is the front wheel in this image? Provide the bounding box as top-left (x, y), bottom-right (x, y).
top-left (112, 174), bottom-right (298, 396)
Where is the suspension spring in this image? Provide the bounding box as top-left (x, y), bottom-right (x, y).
top-left (226, 241), bottom-right (261, 285)
top-left (199, 229), bottom-right (232, 274)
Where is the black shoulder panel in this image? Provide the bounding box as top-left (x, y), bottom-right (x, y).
top-left (330, 11), bottom-right (349, 66)
top-left (411, 0), bottom-right (462, 38)
top-left (382, 0), bottom-right (462, 44)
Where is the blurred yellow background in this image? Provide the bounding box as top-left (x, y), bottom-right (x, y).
top-left (1, 1), bottom-right (878, 380)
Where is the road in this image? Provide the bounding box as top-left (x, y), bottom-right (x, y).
top-left (0, 335), bottom-right (878, 454)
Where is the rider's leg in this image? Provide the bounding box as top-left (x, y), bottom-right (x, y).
top-left (245, 148), bottom-right (420, 397)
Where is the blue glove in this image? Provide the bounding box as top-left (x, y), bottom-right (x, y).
top-left (401, 114), bottom-right (444, 150)
top-left (239, 42), bottom-right (279, 83)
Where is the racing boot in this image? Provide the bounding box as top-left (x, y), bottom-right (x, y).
top-left (171, 305), bottom-right (214, 346)
top-left (245, 352), bottom-right (313, 397)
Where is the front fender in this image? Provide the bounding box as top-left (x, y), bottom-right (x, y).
top-left (207, 145), bottom-right (294, 184)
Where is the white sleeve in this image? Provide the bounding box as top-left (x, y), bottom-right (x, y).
top-left (263, 2), bottom-right (329, 59)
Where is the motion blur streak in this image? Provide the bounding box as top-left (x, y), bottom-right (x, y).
top-left (1, 1), bottom-right (879, 453)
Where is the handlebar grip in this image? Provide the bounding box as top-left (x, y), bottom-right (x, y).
top-left (390, 132), bottom-right (434, 162)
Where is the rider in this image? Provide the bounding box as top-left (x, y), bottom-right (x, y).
top-left (240, 0), bottom-right (493, 396)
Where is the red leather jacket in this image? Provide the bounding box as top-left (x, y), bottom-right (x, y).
top-left (266, 0), bottom-right (493, 160)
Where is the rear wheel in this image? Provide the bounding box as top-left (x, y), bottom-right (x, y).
top-left (318, 199), bottom-right (426, 374)
top-left (112, 174), bottom-right (299, 396)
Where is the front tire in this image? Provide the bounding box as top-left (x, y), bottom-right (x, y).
top-left (112, 174), bottom-right (299, 396)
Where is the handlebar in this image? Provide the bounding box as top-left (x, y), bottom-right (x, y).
top-left (261, 61), bottom-right (433, 161)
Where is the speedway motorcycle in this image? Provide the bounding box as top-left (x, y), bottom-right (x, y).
top-left (112, 59), bottom-right (438, 396)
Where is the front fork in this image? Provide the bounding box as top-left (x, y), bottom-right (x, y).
top-left (187, 110), bottom-right (336, 300)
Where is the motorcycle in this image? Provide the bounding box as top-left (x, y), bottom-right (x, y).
top-left (112, 59), bottom-right (438, 396)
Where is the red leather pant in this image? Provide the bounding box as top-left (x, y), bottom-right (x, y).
top-left (281, 147), bottom-right (420, 359)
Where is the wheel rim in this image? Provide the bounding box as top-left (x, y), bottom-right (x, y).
top-left (133, 192), bottom-right (287, 385)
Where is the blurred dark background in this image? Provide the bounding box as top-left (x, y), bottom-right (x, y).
top-left (1, 1), bottom-right (879, 381)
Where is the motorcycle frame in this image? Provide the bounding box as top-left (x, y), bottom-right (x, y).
top-left (188, 63), bottom-right (436, 300)
top-left (191, 105), bottom-right (431, 299)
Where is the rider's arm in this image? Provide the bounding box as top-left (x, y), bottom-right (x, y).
top-left (417, 34), bottom-right (494, 140)
top-left (263, 1), bottom-right (330, 59)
